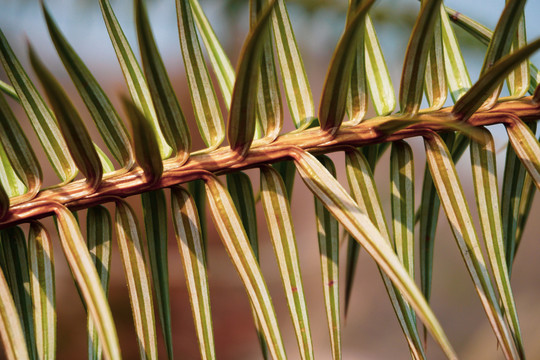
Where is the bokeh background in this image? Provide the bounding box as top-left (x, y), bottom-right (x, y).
top-left (1, 0), bottom-right (540, 358)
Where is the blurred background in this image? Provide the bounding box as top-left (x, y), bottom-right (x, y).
top-left (1, 0), bottom-right (540, 358)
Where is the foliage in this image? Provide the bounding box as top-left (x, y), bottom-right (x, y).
top-left (0, 0), bottom-right (539, 359)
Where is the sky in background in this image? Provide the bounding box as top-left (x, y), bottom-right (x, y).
top-left (1, 0), bottom-right (540, 82)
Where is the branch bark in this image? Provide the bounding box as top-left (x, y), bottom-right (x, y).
top-left (1, 97), bottom-right (539, 228)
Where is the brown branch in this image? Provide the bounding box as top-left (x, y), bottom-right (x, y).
top-left (1, 98), bottom-right (539, 228)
